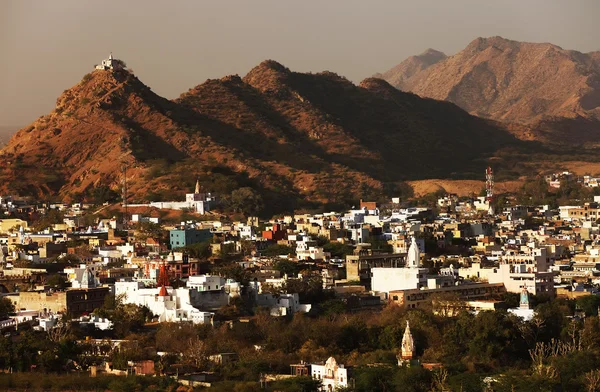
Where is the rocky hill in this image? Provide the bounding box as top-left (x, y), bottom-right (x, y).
top-left (0, 61), bottom-right (522, 214)
top-left (377, 37), bottom-right (600, 143)
top-left (374, 49), bottom-right (446, 90)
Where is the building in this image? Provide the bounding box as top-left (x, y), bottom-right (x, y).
top-left (95, 53), bottom-right (123, 71)
top-left (127, 180), bottom-right (215, 214)
top-left (389, 282), bottom-right (505, 310)
top-left (255, 293), bottom-right (312, 316)
top-left (14, 287), bottom-right (109, 315)
top-left (0, 219), bottom-right (28, 234)
top-left (311, 357), bottom-right (351, 392)
top-left (488, 248), bottom-right (555, 295)
top-left (115, 266), bottom-right (215, 324)
top-left (371, 237), bottom-right (429, 295)
top-left (398, 321), bottom-right (416, 366)
top-left (346, 250), bottom-right (404, 287)
top-left (169, 227), bottom-right (213, 249)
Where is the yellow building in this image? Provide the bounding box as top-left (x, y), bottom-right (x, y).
top-left (0, 219), bottom-right (28, 234)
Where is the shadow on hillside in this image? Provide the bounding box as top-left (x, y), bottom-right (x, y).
top-left (285, 72), bottom-right (534, 180)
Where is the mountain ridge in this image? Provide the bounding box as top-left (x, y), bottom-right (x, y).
top-left (0, 60), bottom-right (525, 213)
top-left (376, 36), bottom-right (600, 143)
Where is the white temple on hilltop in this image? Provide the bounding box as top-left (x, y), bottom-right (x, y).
top-left (398, 320), bottom-right (417, 366)
top-left (95, 53), bottom-right (122, 71)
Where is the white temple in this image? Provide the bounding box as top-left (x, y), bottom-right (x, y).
top-left (398, 320), bottom-right (417, 366)
top-left (371, 236), bottom-right (429, 294)
top-left (95, 53), bottom-right (122, 71)
top-left (311, 357), bottom-right (350, 391)
top-left (406, 236), bottom-right (422, 268)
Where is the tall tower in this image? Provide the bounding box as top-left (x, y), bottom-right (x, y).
top-left (486, 166), bottom-right (495, 216)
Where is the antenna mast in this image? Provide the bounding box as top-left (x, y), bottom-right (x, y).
top-left (486, 166), bottom-right (494, 216)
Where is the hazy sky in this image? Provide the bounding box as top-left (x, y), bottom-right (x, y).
top-left (1, 0), bottom-right (599, 127)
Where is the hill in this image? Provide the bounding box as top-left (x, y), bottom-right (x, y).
top-left (377, 37), bottom-right (600, 143)
top-left (0, 126), bottom-right (19, 147)
top-left (374, 49), bottom-right (446, 90)
top-left (0, 61), bottom-right (524, 214)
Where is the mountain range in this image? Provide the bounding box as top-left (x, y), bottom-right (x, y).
top-left (0, 60), bottom-right (521, 213)
top-left (376, 36), bottom-right (600, 144)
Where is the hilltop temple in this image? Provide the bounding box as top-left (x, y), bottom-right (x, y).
top-left (95, 53), bottom-right (123, 71)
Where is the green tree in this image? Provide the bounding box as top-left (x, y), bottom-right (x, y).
top-left (183, 240), bottom-right (212, 259)
top-left (229, 187), bottom-right (264, 216)
top-left (576, 295), bottom-right (600, 317)
top-left (0, 297), bottom-right (15, 316)
top-left (134, 221), bottom-right (165, 242)
top-left (273, 260), bottom-right (300, 276)
top-left (263, 244), bottom-right (294, 257)
top-left (46, 274), bottom-right (67, 290)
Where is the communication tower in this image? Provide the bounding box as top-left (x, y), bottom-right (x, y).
top-left (486, 166), bottom-right (494, 216)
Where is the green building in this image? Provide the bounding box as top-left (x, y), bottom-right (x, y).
top-left (169, 228), bottom-right (213, 249)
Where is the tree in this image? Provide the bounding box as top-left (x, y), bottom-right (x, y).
top-left (134, 221), bottom-right (165, 242)
top-left (46, 274), bottom-right (67, 289)
top-left (94, 294), bottom-right (152, 338)
top-left (273, 260), bottom-right (300, 277)
top-left (183, 240), bottom-right (212, 259)
top-left (185, 337), bottom-right (207, 369)
top-left (323, 241), bottom-right (354, 258)
top-left (229, 187), bottom-right (263, 216)
top-left (263, 244), bottom-right (294, 257)
top-left (576, 295), bottom-right (600, 317)
top-left (212, 263), bottom-right (250, 285)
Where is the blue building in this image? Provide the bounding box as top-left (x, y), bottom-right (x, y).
top-left (169, 228), bottom-right (213, 249)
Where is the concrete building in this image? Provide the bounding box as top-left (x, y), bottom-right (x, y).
top-left (169, 227), bottom-right (212, 249)
top-left (14, 287), bottom-right (109, 315)
top-left (371, 237), bottom-right (429, 295)
top-left (311, 357), bottom-right (351, 392)
top-left (255, 293), bottom-right (312, 316)
top-left (389, 282), bottom-right (505, 310)
top-left (95, 53), bottom-right (122, 71)
top-left (115, 280), bottom-right (214, 324)
top-left (488, 248), bottom-right (555, 295)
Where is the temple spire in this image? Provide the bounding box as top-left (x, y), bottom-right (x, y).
top-left (195, 179), bottom-right (200, 194)
top-left (406, 237), bottom-right (421, 268)
top-left (401, 320), bottom-right (415, 360)
top-left (157, 263), bottom-right (170, 296)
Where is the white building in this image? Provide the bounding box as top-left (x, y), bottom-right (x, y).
top-left (296, 239), bottom-right (325, 261)
top-left (127, 180), bottom-right (215, 214)
top-left (488, 248), bottom-right (555, 295)
top-left (255, 293), bottom-right (311, 316)
top-left (371, 237), bottom-right (429, 295)
top-left (114, 281), bottom-right (214, 324)
top-left (311, 357), bottom-right (350, 391)
top-left (95, 53), bottom-right (122, 71)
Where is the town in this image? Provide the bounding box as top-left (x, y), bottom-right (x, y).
top-left (1, 165), bottom-right (600, 391)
